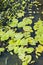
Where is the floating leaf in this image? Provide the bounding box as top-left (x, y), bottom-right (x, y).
top-left (23, 32), bottom-right (30, 38)
top-left (18, 17), bottom-right (32, 28)
top-left (26, 47), bottom-right (34, 53)
top-left (38, 36), bottom-right (43, 45)
top-left (19, 38), bottom-right (28, 45)
top-left (9, 18), bottom-right (18, 27)
top-left (16, 10), bottom-right (25, 18)
top-left (34, 19), bottom-right (43, 30)
top-left (23, 17), bottom-right (32, 24)
top-left (15, 33), bottom-right (23, 40)
top-left (26, 37), bottom-right (36, 45)
top-left (22, 61), bottom-right (27, 65)
top-left (0, 48), bottom-right (4, 52)
top-left (7, 44), bottom-right (14, 51)
top-left (18, 21), bottom-right (25, 28)
top-left (24, 55), bottom-right (32, 63)
top-left (1, 33), bottom-right (9, 41)
top-left (8, 39), bottom-right (15, 45)
top-left (7, 30), bottom-right (15, 38)
top-left (35, 45), bottom-right (43, 56)
top-left (23, 26), bottom-right (33, 32)
top-left (14, 46), bottom-right (19, 54)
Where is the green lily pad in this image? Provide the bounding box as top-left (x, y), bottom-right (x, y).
top-left (18, 17), bottom-right (32, 28)
top-left (1, 33), bottom-right (9, 41)
top-left (23, 17), bottom-right (32, 24)
top-left (9, 18), bottom-right (18, 27)
top-left (26, 47), bottom-right (34, 53)
top-left (18, 21), bottom-right (25, 28)
top-left (23, 26), bottom-right (33, 32)
top-left (0, 48), bottom-right (4, 52)
top-left (15, 33), bottom-right (23, 40)
top-left (19, 38), bottom-right (28, 45)
top-left (16, 10), bottom-right (25, 18)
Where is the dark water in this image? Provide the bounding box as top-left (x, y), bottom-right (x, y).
top-left (0, 52), bottom-right (43, 65)
top-left (0, 52), bottom-right (22, 65)
top-left (29, 53), bottom-right (43, 65)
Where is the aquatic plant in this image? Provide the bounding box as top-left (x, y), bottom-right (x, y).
top-left (34, 19), bottom-right (43, 45)
top-left (0, 0), bottom-right (43, 65)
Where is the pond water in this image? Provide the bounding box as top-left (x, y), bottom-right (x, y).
top-left (0, 52), bottom-right (22, 65)
top-left (29, 53), bottom-right (43, 65)
top-left (0, 52), bottom-right (43, 65)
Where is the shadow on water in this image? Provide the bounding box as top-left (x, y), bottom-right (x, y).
top-left (0, 52), bottom-right (22, 65)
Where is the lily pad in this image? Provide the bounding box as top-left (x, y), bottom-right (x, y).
top-left (9, 18), bottom-right (18, 27)
top-left (15, 33), bottom-right (23, 40)
top-left (23, 26), bottom-right (33, 32)
top-left (0, 48), bottom-right (4, 52)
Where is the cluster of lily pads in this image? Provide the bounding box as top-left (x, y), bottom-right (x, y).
top-left (0, 0), bottom-right (43, 65)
